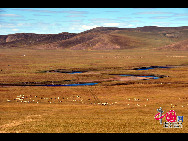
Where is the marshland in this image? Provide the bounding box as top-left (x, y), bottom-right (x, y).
top-left (0, 48), bottom-right (188, 133)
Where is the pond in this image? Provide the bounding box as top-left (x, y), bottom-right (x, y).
top-left (44, 69), bottom-right (87, 74)
top-left (2, 66), bottom-right (171, 87)
top-left (120, 74), bottom-right (159, 79)
top-left (68, 71), bottom-right (84, 74)
top-left (133, 66), bottom-right (172, 70)
top-left (116, 74), bottom-right (160, 80)
top-left (44, 82), bottom-right (98, 86)
top-left (0, 82), bottom-right (99, 87)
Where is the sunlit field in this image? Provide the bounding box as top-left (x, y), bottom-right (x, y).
top-left (0, 48), bottom-right (188, 133)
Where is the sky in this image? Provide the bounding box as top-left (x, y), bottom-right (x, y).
top-left (0, 8), bottom-right (188, 35)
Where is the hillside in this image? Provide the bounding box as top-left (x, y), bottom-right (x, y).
top-left (0, 32), bottom-right (77, 49)
top-left (58, 31), bottom-right (143, 50)
top-left (158, 39), bottom-right (188, 51)
top-left (1, 26), bottom-right (188, 50)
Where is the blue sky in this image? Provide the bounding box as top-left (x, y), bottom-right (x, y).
top-left (0, 8), bottom-right (188, 35)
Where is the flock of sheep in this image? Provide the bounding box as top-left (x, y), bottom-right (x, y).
top-left (6, 94), bottom-right (118, 106)
top-left (6, 94), bottom-right (188, 108)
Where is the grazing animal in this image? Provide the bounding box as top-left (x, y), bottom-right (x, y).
top-left (101, 102), bottom-right (108, 106)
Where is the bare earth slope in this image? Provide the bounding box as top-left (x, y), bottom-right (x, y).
top-left (59, 32), bottom-right (142, 50)
top-left (0, 32), bottom-right (77, 49)
top-left (158, 39), bottom-right (188, 51)
top-left (1, 26), bottom-right (188, 50)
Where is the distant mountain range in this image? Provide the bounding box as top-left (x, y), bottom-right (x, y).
top-left (1, 26), bottom-right (188, 50)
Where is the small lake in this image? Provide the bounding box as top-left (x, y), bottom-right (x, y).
top-left (68, 71), bottom-right (84, 74)
top-left (44, 69), bottom-right (87, 74)
top-left (45, 82), bottom-right (98, 86)
top-left (1, 82), bottom-right (99, 87)
top-left (2, 66), bottom-right (171, 87)
top-left (133, 66), bottom-right (172, 70)
top-left (119, 74), bottom-right (159, 80)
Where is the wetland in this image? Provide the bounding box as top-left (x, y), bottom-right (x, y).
top-left (0, 49), bottom-right (188, 133)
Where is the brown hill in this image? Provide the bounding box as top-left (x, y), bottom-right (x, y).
top-left (158, 39), bottom-right (188, 51)
top-left (58, 30), bottom-right (144, 50)
top-left (0, 32), bottom-right (77, 49)
top-left (1, 26), bottom-right (188, 50)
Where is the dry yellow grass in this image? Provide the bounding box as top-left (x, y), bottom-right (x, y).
top-left (0, 48), bottom-right (188, 133)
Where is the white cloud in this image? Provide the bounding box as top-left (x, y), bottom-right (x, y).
top-left (12, 28), bottom-right (19, 31)
top-left (126, 24), bottom-right (134, 27)
top-left (0, 14), bottom-right (21, 17)
top-left (103, 23), bottom-right (120, 27)
top-left (80, 25), bottom-right (98, 30)
top-left (135, 11), bottom-right (174, 15)
top-left (0, 23), bottom-right (17, 28)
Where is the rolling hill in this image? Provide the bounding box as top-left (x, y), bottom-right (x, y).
top-left (1, 26), bottom-right (188, 50)
top-left (0, 32), bottom-right (77, 49)
top-left (158, 39), bottom-right (188, 51)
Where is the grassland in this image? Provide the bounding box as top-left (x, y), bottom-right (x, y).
top-left (0, 48), bottom-right (188, 133)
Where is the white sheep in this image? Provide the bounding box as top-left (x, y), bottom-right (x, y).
top-left (102, 102), bottom-right (108, 106)
top-left (134, 98), bottom-right (139, 101)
